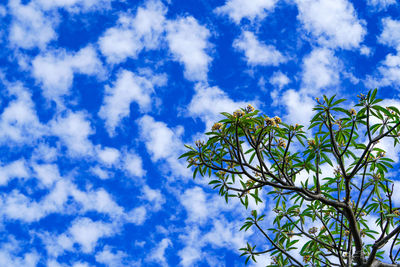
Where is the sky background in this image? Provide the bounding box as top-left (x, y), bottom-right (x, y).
top-left (1, 0), bottom-right (400, 266)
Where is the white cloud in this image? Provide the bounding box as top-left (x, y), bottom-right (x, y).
top-left (179, 187), bottom-right (265, 226)
top-left (50, 111), bottom-right (94, 157)
top-left (360, 45), bottom-right (372, 56)
top-left (95, 246), bottom-right (128, 267)
top-left (188, 84), bottom-right (254, 130)
top-left (32, 163), bottom-right (61, 187)
top-left (37, 0), bottom-right (112, 12)
top-left (91, 148), bottom-right (146, 179)
top-left (8, 0), bottom-right (57, 49)
top-left (296, 0), bottom-right (365, 49)
top-left (1, 190), bottom-right (49, 222)
top-left (32, 45), bottom-right (103, 101)
top-left (141, 185), bottom-right (165, 212)
top-left (123, 152), bottom-right (146, 178)
top-left (233, 31), bottom-right (286, 66)
top-left (97, 147), bottom-right (120, 166)
top-left (177, 218), bottom-right (251, 267)
top-left (98, 69), bottom-right (166, 135)
top-left (31, 143), bottom-right (58, 162)
top-left (392, 181), bottom-right (400, 205)
top-left (98, 0), bottom-right (166, 64)
top-left (137, 115), bottom-right (182, 161)
top-left (0, 179), bottom-right (73, 222)
top-left (0, 85), bottom-right (45, 144)
top-left (367, 49), bottom-right (400, 89)
top-left (127, 206), bottom-right (147, 225)
top-left (300, 48), bottom-right (341, 94)
top-left (39, 217), bottom-right (118, 256)
top-left (367, 0), bottom-right (397, 10)
top-left (379, 18), bottom-right (400, 49)
top-left (178, 244), bottom-right (202, 267)
top-left (137, 115), bottom-right (189, 177)
top-left (43, 233), bottom-right (74, 258)
top-left (202, 219), bottom-right (250, 251)
top-left (131, 0), bottom-right (166, 49)
top-left (68, 217), bottom-right (115, 253)
top-left (268, 72), bottom-right (290, 106)
top-left (146, 238), bottom-right (171, 267)
top-left (282, 90), bottom-right (315, 127)
top-left (0, 238), bottom-right (39, 267)
top-left (269, 71), bottom-right (290, 89)
top-left (166, 16), bottom-right (212, 81)
top-left (0, 159), bottom-right (29, 186)
top-left (98, 24), bottom-right (138, 64)
top-left (0, 175), bottom-right (150, 222)
top-left (215, 0), bottom-right (277, 24)
top-left (90, 166), bottom-right (110, 180)
top-left (70, 187), bottom-right (125, 218)
top-left (180, 187), bottom-right (209, 224)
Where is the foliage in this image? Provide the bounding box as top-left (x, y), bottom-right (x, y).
top-left (180, 89), bottom-right (400, 266)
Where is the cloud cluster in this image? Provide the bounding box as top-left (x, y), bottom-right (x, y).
top-left (98, 0), bottom-right (166, 64)
top-left (233, 31), bottom-right (286, 66)
top-left (215, 0), bottom-right (277, 24)
top-left (296, 0), bottom-right (365, 49)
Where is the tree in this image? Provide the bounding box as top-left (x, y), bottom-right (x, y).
top-left (180, 89), bottom-right (400, 266)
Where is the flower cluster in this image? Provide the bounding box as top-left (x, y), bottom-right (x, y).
top-left (387, 107), bottom-right (396, 115)
top-left (233, 109), bottom-right (245, 118)
top-left (253, 170), bottom-right (261, 177)
top-left (277, 138), bottom-right (286, 148)
top-left (394, 210), bottom-right (400, 216)
top-left (372, 173), bottom-right (381, 181)
top-left (212, 122), bottom-right (222, 131)
top-left (227, 162), bottom-right (236, 169)
top-left (307, 139), bottom-right (316, 148)
top-left (377, 152), bottom-right (385, 158)
top-left (360, 229), bottom-right (366, 238)
top-left (274, 116), bottom-right (282, 124)
top-left (195, 140), bottom-right (204, 147)
top-left (357, 93), bottom-right (366, 100)
top-left (188, 158), bottom-right (199, 166)
top-left (349, 108), bottom-right (357, 116)
top-left (303, 255), bottom-right (311, 263)
top-left (245, 104), bottom-right (255, 113)
top-left (245, 180), bottom-right (255, 188)
top-left (264, 116), bottom-right (276, 126)
top-left (217, 170), bottom-right (226, 177)
top-left (308, 227), bottom-right (318, 235)
top-left (334, 166), bottom-right (341, 177)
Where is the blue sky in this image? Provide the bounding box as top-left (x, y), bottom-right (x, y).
top-left (1, 0), bottom-right (400, 266)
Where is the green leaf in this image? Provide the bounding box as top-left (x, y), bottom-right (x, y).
top-left (184, 144), bottom-right (196, 151)
top-left (193, 167), bottom-right (198, 179)
top-left (331, 98), bottom-right (346, 106)
top-left (371, 88), bottom-right (378, 100)
top-left (320, 153), bottom-right (333, 166)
